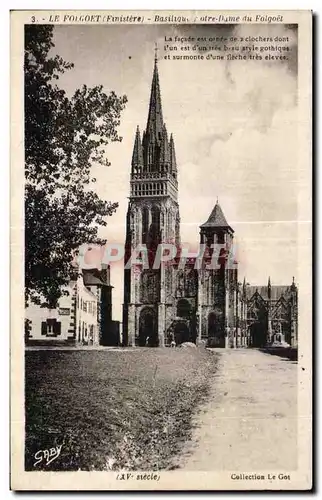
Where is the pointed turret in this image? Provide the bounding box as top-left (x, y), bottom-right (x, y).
top-left (145, 57), bottom-right (164, 144)
top-left (268, 276), bottom-right (271, 299)
top-left (243, 277), bottom-right (247, 298)
top-left (291, 276), bottom-right (297, 291)
top-left (160, 123), bottom-right (170, 168)
top-left (200, 200), bottom-right (234, 249)
top-left (170, 133), bottom-right (177, 176)
top-left (131, 126), bottom-right (143, 172)
top-left (200, 200), bottom-right (233, 232)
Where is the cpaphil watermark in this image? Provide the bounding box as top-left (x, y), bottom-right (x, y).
top-left (76, 242), bottom-right (239, 271)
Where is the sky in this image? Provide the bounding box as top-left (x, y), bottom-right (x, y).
top-left (51, 23), bottom-right (300, 321)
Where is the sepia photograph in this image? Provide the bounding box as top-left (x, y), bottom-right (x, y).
top-left (10, 10), bottom-right (312, 491)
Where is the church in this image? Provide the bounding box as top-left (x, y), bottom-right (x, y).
top-left (122, 55), bottom-right (298, 349)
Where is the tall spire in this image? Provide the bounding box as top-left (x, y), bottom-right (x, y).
top-left (130, 49), bottom-right (178, 202)
top-left (146, 52), bottom-right (164, 143)
top-left (154, 41), bottom-right (158, 62)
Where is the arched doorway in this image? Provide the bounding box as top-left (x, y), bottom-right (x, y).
top-left (139, 308), bottom-right (158, 347)
top-left (175, 299), bottom-right (196, 344)
top-left (174, 321), bottom-right (190, 345)
top-left (249, 322), bottom-right (267, 348)
top-left (208, 310), bottom-right (225, 347)
top-left (247, 293), bottom-right (268, 348)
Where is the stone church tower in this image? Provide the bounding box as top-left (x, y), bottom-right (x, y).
top-left (198, 202), bottom-right (238, 347)
top-left (123, 55), bottom-right (180, 347)
top-left (122, 54), bottom-right (296, 349)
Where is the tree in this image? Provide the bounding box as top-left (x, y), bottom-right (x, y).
top-left (25, 25), bottom-right (127, 307)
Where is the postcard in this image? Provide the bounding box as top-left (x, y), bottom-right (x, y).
top-left (10, 10), bottom-right (312, 490)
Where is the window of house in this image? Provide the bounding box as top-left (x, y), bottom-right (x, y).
top-left (41, 319), bottom-right (61, 337)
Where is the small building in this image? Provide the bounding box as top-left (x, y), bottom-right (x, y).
top-left (26, 264), bottom-right (116, 346)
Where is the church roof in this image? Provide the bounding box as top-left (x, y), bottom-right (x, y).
top-left (246, 285), bottom-right (290, 301)
top-left (200, 201), bottom-right (233, 231)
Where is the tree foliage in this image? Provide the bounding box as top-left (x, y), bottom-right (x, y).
top-left (25, 25), bottom-right (127, 307)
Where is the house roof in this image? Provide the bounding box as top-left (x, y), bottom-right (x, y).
top-left (82, 268), bottom-right (107, 287)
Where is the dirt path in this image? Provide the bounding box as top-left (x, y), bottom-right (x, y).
top-left (178, 349), bottom-right (297, 471)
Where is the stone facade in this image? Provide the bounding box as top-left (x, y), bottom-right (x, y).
top-left (122, 57), bottom-right (298, 348)
top-left (238, 279), bottom-right (298, 347)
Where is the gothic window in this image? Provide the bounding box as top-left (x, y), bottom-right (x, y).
top-left (176, 271), bottom-right (185, 297)
top-left (214, 272), bottom-right (225, 306)
top-left (140, 271), bottom-right (160, 303)
top-left (151, 206), bottom-right (160, 234)
top-left (142, 206), bottom-right (149, 244)
top-left (168, 210), bottom-right (173, 238)
top-left (206, 234), bottom-right (214, 247)
top-left (217, 231), bottom-right (225, 244)
top-left (185, 269), bottom-right (197, 296)
top-left (177, 299), bottom-right (191, 318)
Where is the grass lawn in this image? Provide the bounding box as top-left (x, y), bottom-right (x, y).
top-left (25, 347), bottom-right (218, 471)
